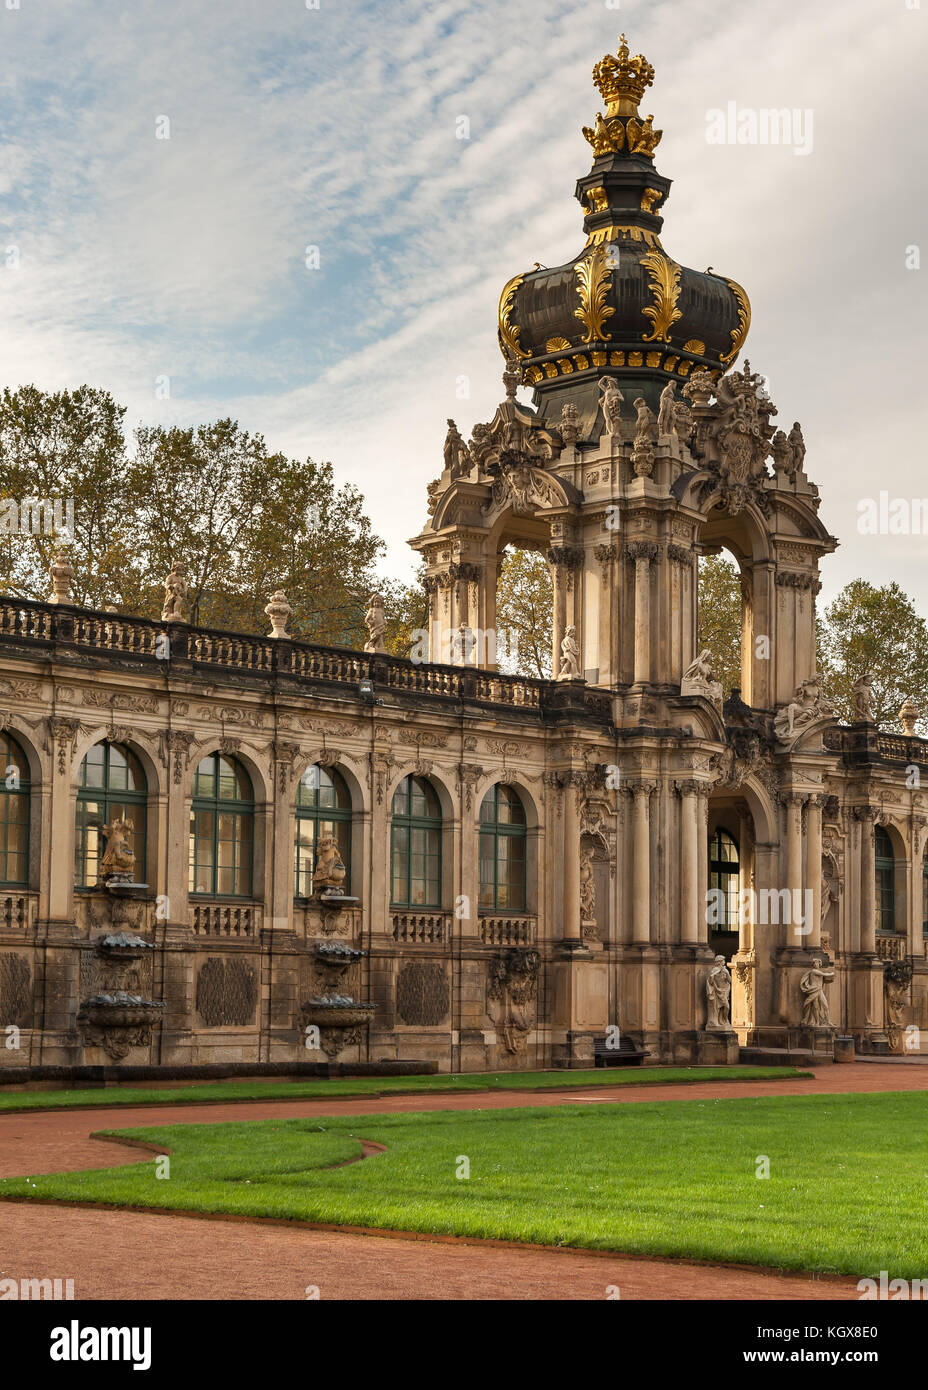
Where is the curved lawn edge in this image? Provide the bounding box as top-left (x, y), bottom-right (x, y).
top-left (2, 1090), bottom-right (918, 1280)
top-left (0, 1190), bottom-right (859, 1290)
top-left (0, 1065), bottom-right (812, 1114)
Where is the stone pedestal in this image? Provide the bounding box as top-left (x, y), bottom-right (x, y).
top-left (696, 1029), bottom-right (740, 1065)
top-left (551, 950), bottom-right (609, 1068)
top-left (793, 1024), bottom-right (836, 1056)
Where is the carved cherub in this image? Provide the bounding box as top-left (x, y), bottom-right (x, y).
top-left (100, 818), bottom-right (135, 880)
top-left (312, 834), bottom-right (346, 894)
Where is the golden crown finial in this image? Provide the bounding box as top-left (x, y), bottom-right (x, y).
top-left (592, 33), bottom-right (655, 117)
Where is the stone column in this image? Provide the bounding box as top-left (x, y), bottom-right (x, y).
top-left (550, 559), bottom-right (567, 678)
top-left (630, 782), bottom-right (654, 943)
top-left (806, 794), bottom-right (824, 949)
top-left (627, 542), bottom-right (657, 686)
top-left (46, 718), bottom-right (80, 921)
top-left (594, 544), bottom-right (617, 687)
top-left (857, 807), bottom-right (878, 954)
top-left (561, 776), bottom-right (582, 945)
top-left (783, 793), bottom-right (805, 947)
top-left (676, 780), bottom-right (700, 945)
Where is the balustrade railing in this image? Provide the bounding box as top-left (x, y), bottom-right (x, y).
top-left (392, 912), bottom-right (449, 943)
top-left (190, 902), bottom-right (259, 937)
top-left (0, 594), bottom-right (584, 717)
top-left (479, 914), bottom-right (536, 945)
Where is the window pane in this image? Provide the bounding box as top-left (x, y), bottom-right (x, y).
top-left (81, 744), bottom-right (106, 789)
top-left (194, 757), bottom-right (216, 799)
top-left (392, 778), bottom-right (409, 818)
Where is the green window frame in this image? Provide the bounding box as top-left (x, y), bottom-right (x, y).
top-left (478, 783), bottom-right (526, 913)
top-left (295, 764), bottom-right (352, 899)
top-left (875, 825), bottom-right (895, 934)
top-left (75, 741), bottom-right (147, 888)
top-left (709, 828), bottom-right (740, 932)
top-left (0, 731), bottom-right (30, 887)
top-left (391, 775), bottom-right (442, 907)
top-left (189, 753), bottom-right (254, 899)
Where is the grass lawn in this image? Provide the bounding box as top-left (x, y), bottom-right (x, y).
top-left (0, 1065), bottom-right (809, 1113)
top-left (2, 1090), bottom-right (925, 1277)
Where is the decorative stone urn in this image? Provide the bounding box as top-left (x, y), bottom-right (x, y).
top-left (313, 941), bottom-right (364, 994)
top-left (79, 991), bottom-right (165, 1061)
top-left (264, 589), bottom-right (292, 639)
top-left (300, 995), bottom-right (376, 1059)
top-left (899, 697), bottom-right (920, 736)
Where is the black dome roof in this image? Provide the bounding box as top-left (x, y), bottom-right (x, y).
top-left (497, 36), bottom-right (750, 433)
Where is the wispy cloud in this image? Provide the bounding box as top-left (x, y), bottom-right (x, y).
top-left (0, 0), bottom-right (925, 605)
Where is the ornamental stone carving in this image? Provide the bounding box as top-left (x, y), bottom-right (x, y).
top-left (196, 957), bottom-right (258, 1027)
top-left (487, 948), bottom-right (540, 1055)
top-left (680, 649), bottom-right (723, 711)
top-left (396, 962), bottom-right (450, 1027)
top-left (773, 677), bottom-right (834, 745)
top-left (706, 955), bottom-right (733, 1032)
top-left (161, 562), bottom-right (188, 623)
top-left (799, 958), bottom-right (834, 1028)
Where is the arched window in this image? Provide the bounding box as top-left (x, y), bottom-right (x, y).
top-left (709, 828), bottom-right (740, 931)
top-left (875, 826), bottom-right (895, 933)
top-left (295, 765), bottom-right (352, 899)
top-left (189, 753), bottom-right (253, 898)
top-left (479, 783), bottom-right (526, 912)
top-left (75, 742), bottom-right (146, 888)
top-left (0, 731), bottom-right (30, 886)
top-left (391, 775), bottom-right (441, 907)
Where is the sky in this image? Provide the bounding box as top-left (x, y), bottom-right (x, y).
top-left (0, 0), bottom-right (926, 610)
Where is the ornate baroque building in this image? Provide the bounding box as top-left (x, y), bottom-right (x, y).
top-left (1, 37), bottom-right (925, 1073)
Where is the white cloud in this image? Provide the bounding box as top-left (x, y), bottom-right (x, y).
top-left (0, 0), bottom-right (925, 607)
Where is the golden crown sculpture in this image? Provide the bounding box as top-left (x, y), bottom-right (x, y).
top-left (592, 34), bottom-right (655, 117)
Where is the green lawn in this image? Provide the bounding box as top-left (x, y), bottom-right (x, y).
top-left (2, 1090), bottom-right (925, 1277)
top-left (0, 1065), bottom-right (808, 1113)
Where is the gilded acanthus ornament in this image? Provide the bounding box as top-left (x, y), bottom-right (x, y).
top-left (640, 250), bottom-right (682, 343)
top-left (573, 247), bottom-right (614, 344)
top-left (497, 272), bottom-right (528, 360)
top-left (718, 276), bottom-right (751, 365)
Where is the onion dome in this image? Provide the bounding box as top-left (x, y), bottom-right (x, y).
top-left (497, 35), bottom-right (751, 437)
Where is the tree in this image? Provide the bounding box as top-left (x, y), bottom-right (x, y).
top-left (0, 386), bottom-right (388, 648)
top-left (697, 553), bottom-right (742, 698)
top-left (495, 546), bottom-right (553, 678)
top-left (0, 384), bottom-right (131, 607)
top-left (124, 421), bottom-right (383, 644)
top-left (818, 579), bottom-right (928, 731)
top-left (380, 569), bottom-right (429, 660)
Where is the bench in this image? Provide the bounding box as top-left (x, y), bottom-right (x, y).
top-left (594, 1034), bottom-right (650, 1067)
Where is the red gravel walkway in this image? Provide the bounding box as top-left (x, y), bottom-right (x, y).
top-left (0, 1062), bottom-right (919, 1301)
